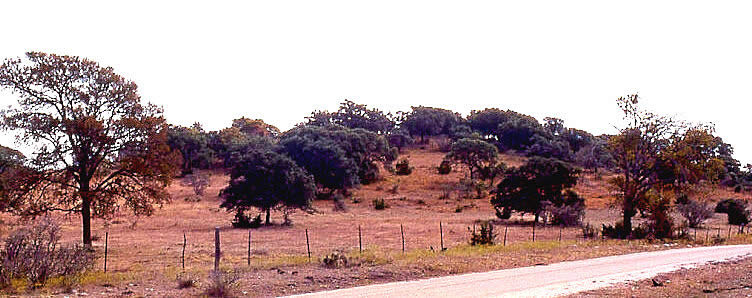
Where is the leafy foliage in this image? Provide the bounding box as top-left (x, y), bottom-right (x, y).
top-left (220, 150), bottom-right (315, 225)
top-left (492, 157), bottom-right (580, 222)
top-left (0, 52), bottom-right (177, 245)
top-left (307, 100), bottom-right (395, 134)
top-left (167, 123), bottom-right (214, 175)
top-left (469, 222), bottom-right (496, 245)
top-left (445, 138), bottom-right (499, 179)
top-left (395, 159), bottom-right (413, 176)
top-left (401, 106), bottom-right (462, 143)
top-left (716, 199), bottom-right (751, 225)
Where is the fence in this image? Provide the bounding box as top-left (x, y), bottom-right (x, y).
top-left (97, 221), bottom-right (751, 273)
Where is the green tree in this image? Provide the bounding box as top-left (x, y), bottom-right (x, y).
top-left (231, 117), bottom-right (280, 137)
top-left (167, 123), bottom-right (213, 175)
top-left (0, 52), bottom-right (177, 246)
top-left (220, 150), bottom-right (315, 225)
top-left (445, 138), bottom-right (499, 179)
top-left (492, 157), bottom-right (580, 223)
top-left (401, 106), bottom-right (462, 143)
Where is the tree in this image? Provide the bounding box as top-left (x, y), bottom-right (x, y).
top-left (231, 117), bottom-right (280, 137)
top-left (220, 150), bottom-right (315, 225)
top-left (401, 106), bottom-right (462, 143)
top-left (0, 52), bottom-right (177, 246)
top-left (608, 94), bottom-right (683, 235)
top-left (445, 138), bottom-right (499, 179)
top-left (0, 145), bottom-right (25, 203)
top-left (281, 125), bottom-right (396, 187)
top-left (468, 108), bottom-right (548, 151)
top-left (167, 123), bottom-right (213, 175)
top-left (280, 134), bottom-right (359, 193)
top-left (574, 136), bottom-right (614, 173)
top-left (492, 157), bottom-right (580, 223)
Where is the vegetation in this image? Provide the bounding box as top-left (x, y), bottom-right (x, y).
top-left (676, 198), bottom-right (713, 228)
top-left (469, 222), bottom-right (496, 245)
top-left (0, 52), bottom-right (177, 246)
top-left (220, 150), bottom-right (315, 225)
top-left (445, 138), bottom-right (499, 180)
top-left (0, 219), bottom-right (94, 288)
top-left (395, 159), bottom-right (413, 176)
top-left (493, 157), bottom-right (580, 223)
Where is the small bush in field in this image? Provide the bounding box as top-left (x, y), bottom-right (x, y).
top-left (332, 194), bottom-right (348, 212)
top-left (0, 218), bottom-right (94, 288)
top-left (677, 199), bottom-right (713, 228)
top-left (469, 222), bottom-right (496, 245)
top-left (395, 159), bottom-right (413, 176)
top-left (437, 160), bottom-right (452, 175)
top-left (373, 198), bottom-right (389, 210)
top-left (204, 270), bottom-right (240, 298)
top-left (188, 172), bottom-right (210, 196)
top-left (715, 198), bottom-right (744, 213)
top-left (321, 251), bottom-right (349, 268)
top-left (176, 273), bottom-right (197, 289)
top-left (231, 212), bottom-right (262, 229)
top-left (581, 223), bottom-right (596, 239)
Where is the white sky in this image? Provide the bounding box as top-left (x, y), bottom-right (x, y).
top-left (1, 1), bottom-right (751, 164)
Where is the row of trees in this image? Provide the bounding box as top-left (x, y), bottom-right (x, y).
top-left (0, 52), bottom-right (748, 245)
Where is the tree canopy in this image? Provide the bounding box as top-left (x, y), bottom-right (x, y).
top-left (167, 123), bottom-right (213, 175)
top-left (401, 106), bottom-right (462, 143)
top-left (445, 138), bottom-right (499, 179)
top-left (220, 149), bottom-right (315, 225)
top-left (0, 52), bottom-right (177, 245)
top-left (492, 157), bottom-right (580, 222)
top-left (306, 100), bottom-right (394, 134)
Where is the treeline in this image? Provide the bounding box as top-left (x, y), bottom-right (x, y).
top-left (2, 52), bottom-right (752, 247)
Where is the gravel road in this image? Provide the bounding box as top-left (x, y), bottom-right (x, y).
top-left (287, 244), bottom-right (752, 297)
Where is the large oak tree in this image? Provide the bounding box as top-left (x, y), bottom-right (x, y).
top-left (0, 52), bottom-right (177, 246)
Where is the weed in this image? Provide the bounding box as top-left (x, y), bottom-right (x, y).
top-left (373, 199), bottom-right (389, 210)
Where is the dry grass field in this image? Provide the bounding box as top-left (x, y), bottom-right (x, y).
top-left (1, 145), bottom-right (752, 296)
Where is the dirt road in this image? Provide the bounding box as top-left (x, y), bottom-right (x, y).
top-left (287, 245), bottom-right (752, 298)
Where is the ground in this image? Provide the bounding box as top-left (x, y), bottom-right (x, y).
top-left (573, 256), bottom-right (752, 297)
top-left (1, 143), bottom-right (751, 297)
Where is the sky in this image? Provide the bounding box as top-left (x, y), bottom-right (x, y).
top-left (1, 1), bottom-right (751, 163)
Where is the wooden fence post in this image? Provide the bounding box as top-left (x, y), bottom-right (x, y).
top-left (306, 229), bottom-right (311, 262)
top-left (104, 232), bottom-right (109, 273)
top-left (558, 225), bottom-right (562, 242)
top-left (182, 232), bottom-right (186, 270)
top-left (503, 226), bottom-right (508, 246)
top-left (440, 222), bottom-right (445, 251)
top-left (247, 230), bottom-right (251, 266)
top-left (532, 221), bottom-right (536, 242)
top-left (400, 224), bottom-right (405, 254)
top-left (214, 227), bottom-right (220, 271)
top-left (359, 225), bottom-right (363, 253)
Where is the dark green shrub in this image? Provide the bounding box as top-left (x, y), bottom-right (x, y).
top-left (232, 212), bottom-right (262, 229)
top-left (437, 160), bottom-right (452, 175)
top-left (728, 203), bottom-right (750, 226)
top-left (395, 159), bottom-right (413, 176)
top-left (470, 222), bottom-right (496, 245)
top-left (581, 223), bottom-right (596, 239)
top-left (716, 198), bottom-right (743, 213)
top-left (373, 198), bottom-right (388, 210)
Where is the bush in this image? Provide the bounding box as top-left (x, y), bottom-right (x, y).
top-left (437, 160), bottom-right (452, 175)
top-left (581, 223), bottom-right (596, 239)
top-left (647, 196), bottom-right (674, 239)
top-left (728, 203), bottom-right (750, 226)
top-left (231, 212), bottom-right (262, 229)
top-left (332, 194), bottom-right (348, 212)
top-left (469, 222), bottom-right (496, 245)
top-left (395, 159), bottom-right (413, 176)
top-left (715, 199), bottom-right (750, 225)
top-left (321, 251), bottom-right (349, 268)
top-left (602, 222), bottom-right (628, 239)
top-left (715, 199), bottom-right (743, 213)
top-left (0, 218), bottom-right (94, 288)
top-left (204, 270), bottom-right (240, 298)
top-left (546, 203), bottom-right (585, 227)
top-left (176, 272), bottom-right (197, 289)
top-left (677, 199), bottom-right (713, 228)
top-left (372, 199), bottom-right (388, 210)
top-left (187, 172), bottom-right (210, 196)
top-left (435, 138), bottom-right (452, 153)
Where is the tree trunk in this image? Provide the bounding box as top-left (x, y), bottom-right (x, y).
top-left (622, 205), bottom-right (633, 237)
top-left (265, 209), bottom-right (271, 225)
top-left (81, 192), bottom-right (93, 247)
